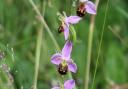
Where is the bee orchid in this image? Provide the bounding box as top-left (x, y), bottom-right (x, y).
top-left (77, 0), bottom-right (96, 17)
top-left (51, 41), bottom-right (77, 75)
top-left (58, 16), bottom-right (81, 40)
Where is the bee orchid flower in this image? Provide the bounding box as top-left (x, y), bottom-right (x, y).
top-left (77, 0), bottom-right (96, 17)
top-left (58, 16), bottom-right (81, 40)
top-left (52, 79), bottom-right (75, 89)
top-left (51, 41), bottom-right (77, 75)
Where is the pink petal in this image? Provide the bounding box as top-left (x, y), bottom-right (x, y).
top-left (65, 16), bottom-right (81, 24)
top-left (64, 79), bottom-right (75, 89)
top-left (62, 41), bottom-right (72, 60)
top-left (63, 24), bottom-right (69, 40)
top-left (80, 0), bottom-right (88, 3)
top-left (85, 1), bottom-right (96, 14)
top-left (51, 87), bottom-right (60, 89)
top-left (68, 62), bottom-right (77, 73)
top-left (51, 53), bottom-right (62, 65)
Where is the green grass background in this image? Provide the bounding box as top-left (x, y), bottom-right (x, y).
top-left (0, 0), bottom-right (128, 89)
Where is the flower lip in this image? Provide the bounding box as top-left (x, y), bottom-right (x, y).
top-left (77, 3), bottom-right (86, 17)
top-left (58, 21), bottom-right (67, 33)
top-left (58, 25), bottom-right (64, 33)
top-left (58, 63), bottom-right (68, 75)
top-left (57, 59), bottom-right (77, 75)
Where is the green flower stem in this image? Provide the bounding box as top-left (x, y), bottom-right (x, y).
top-left (84, 0), bottom-right (99, 89)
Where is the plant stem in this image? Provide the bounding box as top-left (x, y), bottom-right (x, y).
top-left (33, 28), bottom-right (42, 89)
top-left (33, 1), bottom-right (45, 89)
top-left (84, 0), bottom-right (99, 89)
top-left (91, 0), bottom-right (109, 89)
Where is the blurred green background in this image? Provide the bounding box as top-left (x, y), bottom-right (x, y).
top-left (0, 0), bottom-right (128, 89)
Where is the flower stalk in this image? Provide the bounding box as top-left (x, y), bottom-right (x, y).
top-left (84, 0), bottom-right (99, 89)
top-left (33, 28), bottom-right (42, 89)
top-left (33, 1), bottom-right (45, 89)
